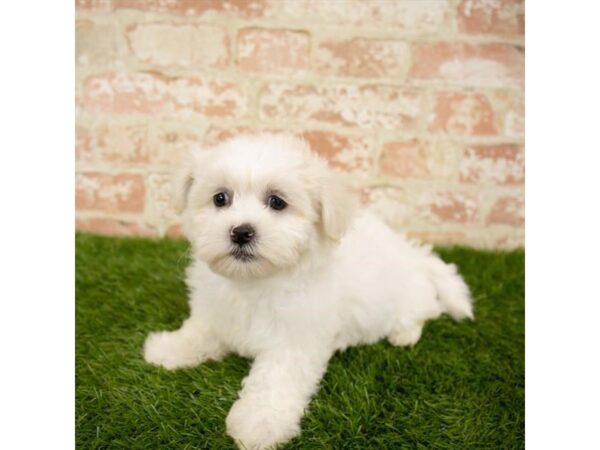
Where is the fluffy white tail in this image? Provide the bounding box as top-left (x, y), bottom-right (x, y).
top-left (427, 258), bottom-right (474, 320)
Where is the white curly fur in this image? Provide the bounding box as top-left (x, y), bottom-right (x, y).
top-left (144, 134), bottom-right (473, 450)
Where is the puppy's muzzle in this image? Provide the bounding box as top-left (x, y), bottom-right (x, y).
top-left (230, 224), bottom-right (256, 246)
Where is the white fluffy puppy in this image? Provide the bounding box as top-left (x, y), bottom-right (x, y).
top-left (144, 134), bottom-right (473, 450)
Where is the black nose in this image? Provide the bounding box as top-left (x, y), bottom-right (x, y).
top-left (230, 224), bottom-right (255, 246)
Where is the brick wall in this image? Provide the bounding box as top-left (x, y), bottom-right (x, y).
top-left (75, 0), bottom-right (524, 248)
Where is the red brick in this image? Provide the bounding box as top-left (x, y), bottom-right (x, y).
top-left (204, 126), bottom-right (373, 173)
top-left (93, 124), bottom-right (148, 164)
top-left (76, 172), bottom-right (145, 213)
top-left (166, 223), bottom-right (184, 239)
top-left (458, 0), bottom-right (524, 36)
top-left (77, 0), bottom-right (269, 17)
top-left (144, 173), bottom-right (179, 229)
top-left (76, 123), bottom-right (203, 167)
top-left (363, 186), bottom-right (409, 226)
top-left (237, 28), bottom-right (310, 74)
top-left (279, 0), bottom-right (450, 31)
top-left (419, 190), bottom-right (479, 224)
top-left (410, 42), bottom-right (524, 86)
top-left (406, 230), bottom-right (467, 245)
top-left (429, 91), bottom-right (497, 136)
top-left (76, 217), bottom-right (156, 237)
top-left (203, 126), bottom-right (309, 149)
top-left (76, 90), bottom-right (82, 112)
top-left (493, 90), bottom-right (524, 138)
top-left (76, 20), bottom-right (120, 67)
top-left (75, 0), bottom-right (111, 11)
top-left (146, 126), bottom-right (204, 167)
top-left (460, 145), bottom-right (524, 185)
top-left (315, 38), bottom-right (410, 79)
top-left (495, 232), bottom-right (524, 248)
top-left (487, 195), bottom-right (523, 225)
top-left (204, 126), bottom-right (258, 147)
top-left (83, 72), bottom-right (247, 118)
top-left (126, 23), bottom-right (229, 68)
top-left (301, 130), bottom-right (372, 173)
top-left (76, 126), bottom-right (93, 162)
top-left (123, 0), bottom-right (269, 16)
top-left (379, 140), bottom-right (430, 177)
top-left (260, 83), bottom-right (422, 130)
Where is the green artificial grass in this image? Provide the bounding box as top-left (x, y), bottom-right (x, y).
top-left (76, 233), bottom-right (524, 449)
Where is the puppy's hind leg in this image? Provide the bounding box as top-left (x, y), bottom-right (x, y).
top-left (387, 277), bottom-right (441, 348)
top-left (388, 321), bottom-right (424, 347)
top-left (144, 317), bottom-right (227, 370)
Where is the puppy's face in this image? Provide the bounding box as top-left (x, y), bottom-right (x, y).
top-left (173, 135), bottom-right (354, 280)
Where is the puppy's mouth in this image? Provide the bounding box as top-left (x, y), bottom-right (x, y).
top-left (230, 247), bottom-right (257, 262)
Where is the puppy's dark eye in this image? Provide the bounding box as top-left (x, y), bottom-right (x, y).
top-left (213, 192), bottom-right (230, 208)
top-left (267, 195), bottom-right (287, 211)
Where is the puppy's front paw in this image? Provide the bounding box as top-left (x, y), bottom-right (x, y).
top-left (143, 331), bottom-right (202, 370)
top-left (226, 397), bottom-right (300, 450)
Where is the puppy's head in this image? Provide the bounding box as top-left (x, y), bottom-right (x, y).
top-left (173, 134), bottom-right (355, 279)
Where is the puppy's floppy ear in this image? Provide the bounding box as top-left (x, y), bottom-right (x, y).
top-left (171, 150), bottom-right (202, 214)
top-left (319, 174), bottom-right (356, 242)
